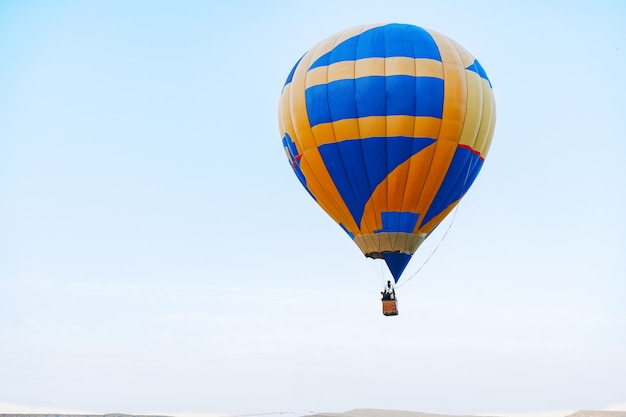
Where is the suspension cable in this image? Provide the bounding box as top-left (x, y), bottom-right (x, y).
top-left (365, 253), bottom-right (388, 288)
top-left (395, 203), bottom-right (460, 289)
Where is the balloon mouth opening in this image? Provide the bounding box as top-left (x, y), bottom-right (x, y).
top-left (366, 251), bottom-right (413, 282)
top-left (365, 250), bottom-right (411, 259)
top-left (365, 250), bottom-right (413, 259)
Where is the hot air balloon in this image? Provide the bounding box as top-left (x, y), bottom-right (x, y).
top-left (278, 23), bottom-right (496, 315)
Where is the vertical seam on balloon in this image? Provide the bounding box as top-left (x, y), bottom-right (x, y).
top-left (486, 88), bottom-right (497, 156)
top-left (318, 34), bottom-right (362, 232)
top-left (315, 29), bottom-right (367, 236)
top-left (422, 32), bottom-right (467, 231)
top-left (295, 35), bottom-right (355, 234)
top-left (397, 24), bottom-right (420, 255)
top-left (435, 40), bottom-right (471, 223)
top-left (383, 23), bottom-right (393, 256)
top-left (353, 25), bottom-right (379, 248)
top-left (411, 28), bottom-right (444, 232)
top-left (385, 25), bottom-right (417, 256)
top-left (465, 54), bottom-right (483, 194)
top-left (325, 31), bottom-right (363, 234)
top-left (452, 40), bottom-right (473, 202)
top-left (478, 77), bottom-right (496, 160)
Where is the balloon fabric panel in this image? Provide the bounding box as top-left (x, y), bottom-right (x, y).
top-left (278, 23), bottom-right (496, 282)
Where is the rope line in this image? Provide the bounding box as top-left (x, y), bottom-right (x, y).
top-left (395, 203), bottom-right (459, 289)
top-left (366, 253), bottom-right (388, 288)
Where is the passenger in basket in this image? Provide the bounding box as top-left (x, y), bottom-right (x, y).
top-left (381, 280), bottom-right (395, 300)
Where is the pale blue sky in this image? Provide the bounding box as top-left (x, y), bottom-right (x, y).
top-left (1, 1), bottom-right (625, 416)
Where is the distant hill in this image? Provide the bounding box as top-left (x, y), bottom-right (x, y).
top-left (308, 409), bottom-right (626, 417)
top-left (309, 410), bottom-right (484, 417)
top-left (565, 412), bottom-right (626, 417)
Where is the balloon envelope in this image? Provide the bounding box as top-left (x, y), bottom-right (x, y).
top-left (278, 23), bottom-right (496, 282)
